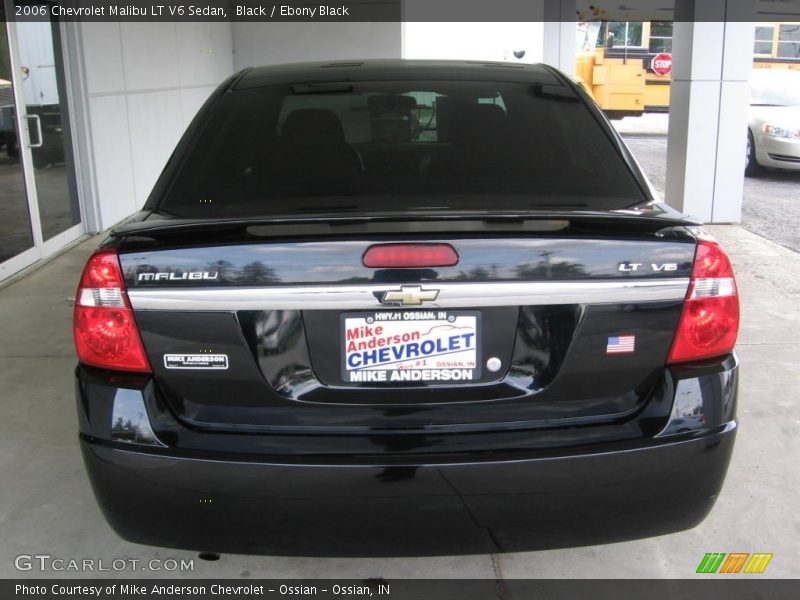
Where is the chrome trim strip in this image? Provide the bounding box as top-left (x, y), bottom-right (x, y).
top-left (127, 279), bottom-right (690, 311)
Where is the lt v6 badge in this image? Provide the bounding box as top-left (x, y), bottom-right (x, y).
top-left (619, 262), bottom-right (678, 272)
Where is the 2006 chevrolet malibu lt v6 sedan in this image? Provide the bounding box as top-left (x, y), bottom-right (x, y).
top-left (74, 60), bottom-right (739, 556)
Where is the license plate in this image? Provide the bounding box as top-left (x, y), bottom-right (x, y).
top-left (341, 310), bottom-right (481, 384)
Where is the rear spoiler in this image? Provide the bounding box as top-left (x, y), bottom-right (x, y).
top-left (111, 208), bottom-right (701, 240)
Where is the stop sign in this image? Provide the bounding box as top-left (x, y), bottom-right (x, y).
top-left (651, 53), bottom-right (672, 76)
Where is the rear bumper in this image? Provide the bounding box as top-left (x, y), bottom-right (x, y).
top-left (77, 355), bottom-right (738, 556)
top-left (82, 426), bottom-right (735, 556)
top-left (81, 424), bottom-right (735, 556)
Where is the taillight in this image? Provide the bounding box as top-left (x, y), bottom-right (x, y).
top-left (73, 250), bottom-right (151, 373)
top-left (362, 243), bottom-right (459, 268)
top-left (668, 239), bottom-right (739, 364)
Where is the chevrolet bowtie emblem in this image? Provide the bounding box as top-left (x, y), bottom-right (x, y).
top-left (380, 285), bottom-right (440, 306)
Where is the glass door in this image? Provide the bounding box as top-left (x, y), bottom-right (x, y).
top-left (1, 4), bottom-right (83, 282)
top-left (0, 9), bottom-right (38, 277)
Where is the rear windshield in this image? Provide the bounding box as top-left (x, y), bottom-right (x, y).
top-left (155, 80), bottom-right (646, 218)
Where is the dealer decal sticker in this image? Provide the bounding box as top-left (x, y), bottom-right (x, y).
top-left (342, 311), bottom-right (480, 383)
top-left (164, 354), bottom-right (229, 370)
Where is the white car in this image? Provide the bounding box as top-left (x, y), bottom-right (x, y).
top-left (747, 69), bottom-right (800, 176)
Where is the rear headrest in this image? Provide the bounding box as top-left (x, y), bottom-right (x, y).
top-left (447, 104), bottom-right (509, 143)
top-left (282, 109), bottom-right (346, 145)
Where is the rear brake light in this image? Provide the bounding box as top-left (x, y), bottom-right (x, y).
top-left (73, 250), bottom-right (151, 373)
top-left (668, 239), bottom-right (739, 364)
top-left (362, 243), bottom-right (459, 268)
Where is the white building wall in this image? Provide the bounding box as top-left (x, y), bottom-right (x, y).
top-left (77, 22), bottom-right (234, 230)
top-left (232, 22), bottom-right (401, 69)
top-left (402, 22), bottom-right (544, 63)
top-left (71, 21), bottom-right (400, 231)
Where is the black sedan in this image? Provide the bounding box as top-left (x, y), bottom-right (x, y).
top-left (74, 60), bottom-right (739, 556)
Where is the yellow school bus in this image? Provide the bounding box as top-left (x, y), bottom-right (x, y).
top-left (576, 21), bottom-right (800, 119)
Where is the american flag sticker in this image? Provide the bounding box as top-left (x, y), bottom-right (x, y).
top-left (607, 335), bottom-right (636, 354)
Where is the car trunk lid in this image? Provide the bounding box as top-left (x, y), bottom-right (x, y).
top-left (116, 213), bottom-right (695, 432)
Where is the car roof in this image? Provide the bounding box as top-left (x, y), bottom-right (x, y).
top-left (233, 59), bottom-right (565, 90)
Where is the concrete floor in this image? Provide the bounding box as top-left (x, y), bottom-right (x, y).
top-left (0, 224), bottom-right (798, 580)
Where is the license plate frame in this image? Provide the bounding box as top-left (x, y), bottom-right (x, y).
top-left (340, 310), bottom-right (481, 384)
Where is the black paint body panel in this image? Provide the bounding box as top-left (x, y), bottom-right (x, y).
top-left (82, 431), bottom-right (735, 556)
top-left (77, 354), bottom-right (738, 556)
top-left (120, 237), bottom-right (695, 288)
top-left (134, 301), bottom-right (682, 429)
